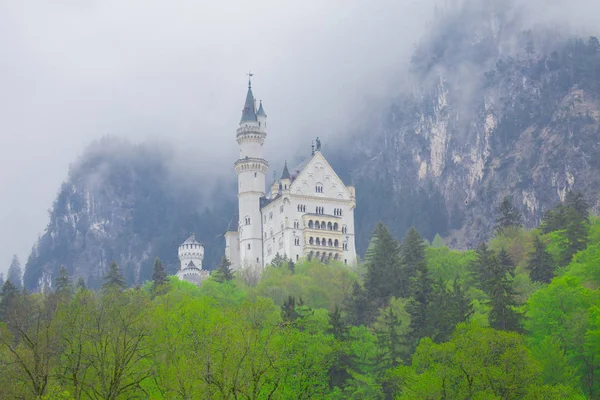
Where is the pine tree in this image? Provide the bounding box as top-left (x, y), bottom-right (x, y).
top-left (498, 248), bottom-right (516, 278)
top-left (406, 260), bottom-right (433, 346)
top-left (470, 242), bottom-right (495, 291)
top-left (562, 206), bottom-right (589, 266)
top-left (0, 273), bottom-right (4, 289)
top-left (528, 236), bottom-right (554, 283)
top-left (328, 304), bottom-right (349, 341)
top-left (76, 277), bottom-right (87, 290)
top-left (101, 261), bottom-right (127, 292)
top-left (364, 222), bottom-right (402, 305)
top-left (495, 196), bottom-right (523, 233)
top-left (344, 281), bottom-right (377, 326)
top-left (54, 266), bottom-right (71, 293)
top-left (401, 227), bottom-right (427, 297)
top-left (376, 307), bottom-right (403, 369)
top-left (486, 254), bottom-right (522, 332)
top-left (565, 190), bottom-right (589, 222)
top-left (213, 256), bottom-right (234, 283)
top-left (7, 254), bottom-right (22, 290)
top-left (450, 276), bottom-right (473, 324)
top-left (287, 260), bottom-right (295, 274)
top-left (327, 304), bottom-right (353, 389)
top-left (0, 279), bottom-right (19, 322)
top-left (151, 257), bottom-right (168, 289)
top-left (427, 278), bottom-right (454, 343)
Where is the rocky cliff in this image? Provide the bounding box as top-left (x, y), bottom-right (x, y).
top-left (346, 0), bottom-right (600, 252)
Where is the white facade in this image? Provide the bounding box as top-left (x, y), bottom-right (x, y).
top-left (225, 80), bottom-right (357, 270)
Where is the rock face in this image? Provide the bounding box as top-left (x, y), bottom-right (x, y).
top-left (346, 0), bottom-right (600, 253)
top-left (23, 138), bottom-right (235, 290)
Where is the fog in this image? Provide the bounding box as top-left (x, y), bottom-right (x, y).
top-left (0, 0), bottom-right (599, 275)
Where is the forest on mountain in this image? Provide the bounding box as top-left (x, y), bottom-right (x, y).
top-left (1, 191), bottom-right (599, 399)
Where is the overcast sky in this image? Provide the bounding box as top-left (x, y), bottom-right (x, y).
top-left (0, 0), bottom-right (599, 275)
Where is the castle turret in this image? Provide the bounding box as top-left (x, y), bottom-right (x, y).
top-left (176, 233), bottom-right (206, 284)
top-left (235, 76), bottom-right (268, 269)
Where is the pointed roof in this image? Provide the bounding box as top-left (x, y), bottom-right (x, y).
top-left (280, 161), bottom-right (290, 180)
top-left (240, 79), bottom-right (257, 123)
top-left (182, 233), bottom-right (201, 246)
top-left (257, 100), bottom-right (267, 118)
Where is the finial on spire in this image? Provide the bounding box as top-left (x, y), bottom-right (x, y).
top-left (246, 71), bottom-right (254, 88)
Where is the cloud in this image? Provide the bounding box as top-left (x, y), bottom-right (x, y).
top-left (0, 0), bottom-right (599, 274)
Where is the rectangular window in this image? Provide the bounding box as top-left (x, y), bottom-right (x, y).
top-left (247, 243), bottom-right (251, 250)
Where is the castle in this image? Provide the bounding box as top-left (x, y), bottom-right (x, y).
top-left (223, 77), bottom-right (357, 270)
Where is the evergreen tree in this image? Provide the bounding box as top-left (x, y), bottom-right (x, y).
top-left (281, 295), bottom-right (299, 324)
top-left (541, 205), bottom-right (568, 233)
top-left (375, 307), bottom-right (403, 370)
top-left (486, 254), bottom-right (522, 332)
top-left (565, 190), bottom-right (589, 222)
top-left (101, 261), bottom-right (127, 292)
top-left (328, 304), bottom-right (349, 341)
top-left (427, 278), bottom-right (455, 343)
top-left (401, 227), bottom-right (427, 297)
top-left (344, 281), bottom-right (377, 326)
top-left (498, 248), bottom-right (516, 277)
top-left (213, 256), bottom-right (234, 283)
top-left (450, 276), bottom-right (473, 325)
top-left (406, 260), bottom-right (433, 347)
top-left (495, 196), bottom-right (523, 232)
top-left (562, 206), bottom-right (589, 266)
top-left (0, 272), bottom-right (4, 288)
top-left (364, 222), bottom-right (402, 305)
top-left (151, 257), bottom-right (168, 289)
top-left (469, 242), bottom-right (495, 291)
top-left (54, 266), bottom-right (71, 293)
top-left (287, 260), bottom-right (295, 274)
top-left (0, 279), bottom-right (19, 322)
top-left (76, 277), bottom-right (87, 290)
top-left (7, 254), bottom-right (22, 290)
top-left (528, 235), bottom-right (554, 283)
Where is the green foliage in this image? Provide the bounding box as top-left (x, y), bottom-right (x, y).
top-left (101, 261), bottom-right (127, 292)
top-left (54, 266), bottom-right (71, 293)
top-left (213, 255), bottom-right (234, 283)
top-left (495, 196), bottom-right (523, 232)
top-left (528, 235), bottom-right (554, 283)
top-left (364, 222), bottom-right (403, 305)
top-left (151, 257), bottom-right (168, 290)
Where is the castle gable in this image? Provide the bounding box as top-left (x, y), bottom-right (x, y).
top-left (290, 152), bottom-right (351, 200)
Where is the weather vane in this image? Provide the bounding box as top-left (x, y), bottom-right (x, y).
top-left (246, 71), bottom-right (254, 88)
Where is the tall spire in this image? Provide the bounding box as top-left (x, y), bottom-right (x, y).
top-left (281, 161), bottom-right (290, 180)
top-left (257, 100), bottom-right (267, 118)
top-left (240, 72), bottom-right (257, 124)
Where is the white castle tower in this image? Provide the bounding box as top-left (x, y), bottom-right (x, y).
top-left (176, 233), bottom-right (208, 284)
top-left (234, 75), bottom-right (268, 269)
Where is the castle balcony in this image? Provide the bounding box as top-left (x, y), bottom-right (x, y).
top-left (234, 157), bottom-right (269, 174)
top-left (302, 214), bottom-right (342, 233)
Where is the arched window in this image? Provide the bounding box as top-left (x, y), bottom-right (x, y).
top-left (245, 216), bottom-right (251, 225)
top-left (316, 238), bottom-right (321, 246)
top-left (316, 251), bottom-right (321, 259)
top-left (322, 238), bottom-right (327, 246)
top-left (334, 239), bottom-right (339, 247)
top-left (334, 223), bottom-right (339, 231)
top-left (294, 237), bottom-right (300, 246)
top-left (294, 220), bottom-right (299, 229)
top-left (321, 253), bottom-right (326, 262)
top-left (308, 251), bottom-right (314, 260)
top-left (308, 220), bottom-right (314, 229)
top-left (316, 183), bottom-right (323, 193)
top-left (327, 222), bottom-right (333, 230)
top-left (309, 237), bottom-right (314, 245)
top-left (321, 221), bottom-right (326, 229)
top-left (315, 220), bottom-right (320, 229)
top-left (328, 239), bottom-right (333, 247)
top-left (342, 226), bottom-right (347, 234)
top-left (334, 253), bottom-right (339, 260)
